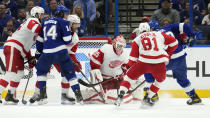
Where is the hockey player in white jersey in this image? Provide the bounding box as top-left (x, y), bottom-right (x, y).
top-left (0, 6), bottom-right (44, 104)
top-left (83, 35), bottom-right (134, 104)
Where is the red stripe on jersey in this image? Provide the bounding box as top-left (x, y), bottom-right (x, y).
top-left (129, 41), bottom-right (139, 59)
top-left (140, 54), bottom-right (169, 59)
top-left (161, 32), bottom-right (177, 45)
top-left (90, 49), bottom-right (104, 69)
top-left (6, 39), bottom-right (28, 56)
top-left (90, 60), bottom-right (101, 69)
top-left (27, 20), bottom-right (41, 33)
top-left (34, 24), bottom-right (41, 34)
top-left (161, 32), bottom-right (178, 57)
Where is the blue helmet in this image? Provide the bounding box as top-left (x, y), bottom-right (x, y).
top-left (55, 5), bottom-right (69, 14)
top-left (149, 20), bottom-right (160, 31)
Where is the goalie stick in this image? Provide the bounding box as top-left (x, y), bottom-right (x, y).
top-left (78, 78), bottom-right (146, 94)
top-left (73, 62), bottom-right (106, 103)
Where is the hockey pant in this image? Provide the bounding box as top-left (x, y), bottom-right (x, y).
top-left (0, 46), bottom-right (24, 94)
top-left (120, 61), bottom-right (166, 98)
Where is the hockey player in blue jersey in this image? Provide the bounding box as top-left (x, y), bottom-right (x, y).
top-left (35, 6), bottom-right (83, 105)
top-left (144, 20), bottom-right (202, 105)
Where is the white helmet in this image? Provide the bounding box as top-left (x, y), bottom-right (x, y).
top-left (67, 15), bottom-right (80, 23)
top-left (138, 22), bottom-right (150, 33)
top-left (30, 6), bottom-right (45, 18)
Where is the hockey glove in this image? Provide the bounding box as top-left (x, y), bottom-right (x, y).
top-left (35, 50), bottom-right (42, 60)
top-left (74, 61), bottom-right (82, 72)
top-left (28, 57), bottom-right (37, 69)
top-left (121, 63), bottom-right (130, 74)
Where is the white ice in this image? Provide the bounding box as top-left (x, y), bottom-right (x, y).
top-left (0, 98), bottom-right (210, 118)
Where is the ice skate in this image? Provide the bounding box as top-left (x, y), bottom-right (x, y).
top-left (114, 91), bottom-right (125, 106)
top-left (74, 88), bottom-right (83, 104)
top-left (142, 95), bottom-right (155, 107)
top-left (61, 93), bottom-right (75, 105)
top-left (143, 87), bottom-right (159, 102)
top-left (187, 93), bottom-right (202, 105)
top-left (38, 86), bottom-right (48, 105)
top-left (4, 90), bottom-right (19, 105)
top-left (0, 94), bottom-right (2, 104)
top-left (29, 92), bottom-right (40, 104)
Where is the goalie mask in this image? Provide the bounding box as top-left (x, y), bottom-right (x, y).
top-left (112, 35), bottom-right (126, 56)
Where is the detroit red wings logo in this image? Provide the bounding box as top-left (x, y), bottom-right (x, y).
top-left (109, 60), bottom-right (124, 68)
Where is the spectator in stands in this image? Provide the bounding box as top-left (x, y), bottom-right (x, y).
top-left (25, 0), bottom-right (34, 18)
top-left (59, 0), bottom-right (73, 11)
top-left (180, 0), bottom-right (187, 10)
top-left (16, 0), bottom-right (27, 8)
top-left (161, 18), bottom-right (171, 26)
top-left (1, 19), bottom-right (16, 42)
top-left (45, 0), bottom-right (58, 17)
top-left (0, 3), bottom-right (12, 38)
top-left (73, 0), bottom-right (96, 36)
top-left (0, 0), bottom-right (18, 18)
top-left (180, 1), bottom-right (203, 25)
top-left (72, 4), bottom-right (86, 37)
top-left (158, 0), bottom-right (181, 11)
top-left (193, 0), bottom-right (206, 16)
top-left (151, 0), bottom-right (180, 25)
top-left (202, 3), bottom-right (210, 25)
top-left (17, 7), bottom-right (26, 24)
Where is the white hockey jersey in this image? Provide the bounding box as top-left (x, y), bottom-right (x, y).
top-left (129, 31), bottom-right (178, 65)
top-left (90, 44), bottom-right (128, 79)
top-left (4, 18), bottom-right (41, 57)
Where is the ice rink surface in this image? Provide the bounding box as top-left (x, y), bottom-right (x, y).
top-left (0, 98), bottom-right (210, 118)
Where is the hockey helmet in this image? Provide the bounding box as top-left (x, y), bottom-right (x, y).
top-left (148, 20), bottom-right (160, 31)
top-left (138, 22), bottom-right (150, 34)
top-left (30, 6), bottom-right (45, 18)
top-left (112, 35), bottom-right (126, 55)
top-left (67, 15), bottom-right (80, 27)
top-left (55, 5), bottom-right (69, 14)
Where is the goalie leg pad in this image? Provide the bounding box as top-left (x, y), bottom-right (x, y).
top-left (90, 69), bottom-right (103, 83)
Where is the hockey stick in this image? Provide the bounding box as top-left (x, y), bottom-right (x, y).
top-left (21, 66), bottom-right (33, 105)
top-left (78, 77), bottom-right (115, 87)
top-left (0, 57), bottom-right (5, 74)
top-left (127, 80), bottom-right (145, 94)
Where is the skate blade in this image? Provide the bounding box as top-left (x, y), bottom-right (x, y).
top-left (76, 100), bottom-right (84, 105)
top-left (4, 101), bottom-right (18, 105)
top-left (38, 99), bottom-right (48, 105)
top-left (61, 100), bottom-right (75, 105)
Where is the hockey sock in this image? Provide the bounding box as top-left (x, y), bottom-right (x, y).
top-left (71, 84), bottom-right (80, 93)
top-left (61, 82), bottom-right (70, 94)
top-left (186, 89), bottom-right (196, 98)
top-left (34, 81), bottom-right (40, 94)
top-left (38, 81), bottom-right (46, 91)
top-left (9, 81), bottom-right (20, 94)
top-left (0, 79), bottom-right (9, 93)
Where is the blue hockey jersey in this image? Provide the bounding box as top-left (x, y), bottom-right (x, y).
top-left (36, 17), bottom-right (72, 55)
top-left (159, 23), bottom-right (193, 59)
